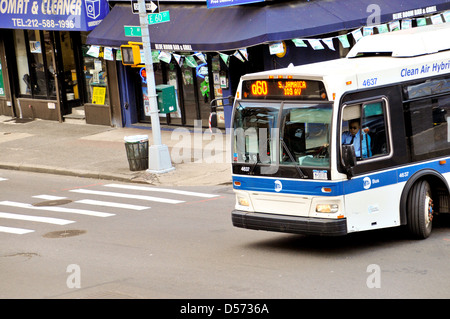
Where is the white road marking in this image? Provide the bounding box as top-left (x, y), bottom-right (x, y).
top-left (70, 189), bottom-right (184, 204)
top-left (0, 212), bottom-right (74, 225)
top-left (105, 183), bottom-right (219, 198)
top-left (32, 195), bottom-right (68, 200)
top-left (0, 226), bottom-right (34, 234)
top-left (75, 199), bottom-right (150, 211)
top-left (0, 201), bottom-right (115, 217)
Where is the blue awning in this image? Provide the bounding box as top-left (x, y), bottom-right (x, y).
top-left (0, 0), bottom-right (110, 31)
top-left (86, 0), bottom-right (450, 51)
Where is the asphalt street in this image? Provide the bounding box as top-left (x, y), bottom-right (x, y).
top-left (1, 170), bottom-right (449, 300)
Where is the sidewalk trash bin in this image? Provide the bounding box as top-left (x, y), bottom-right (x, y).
top-left (124, 135), bottom-right (149, 171)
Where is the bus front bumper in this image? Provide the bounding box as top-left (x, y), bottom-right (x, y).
top-left (232, 210), bottom-right (348, 236)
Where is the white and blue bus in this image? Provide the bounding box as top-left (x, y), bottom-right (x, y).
top-left (231, 23), bottom-right (450, 239)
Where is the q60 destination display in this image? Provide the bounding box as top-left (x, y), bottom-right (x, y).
top-left (242, 79), bottom-right (328, 100)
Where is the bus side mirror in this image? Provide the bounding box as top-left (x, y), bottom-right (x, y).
top-left (342, 144), bottom-right (356, 179)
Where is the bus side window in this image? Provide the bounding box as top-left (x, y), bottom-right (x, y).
top-left (404, 94), bottom-right (450, 160)
top-left (362, 101), bottom-right (389, 157)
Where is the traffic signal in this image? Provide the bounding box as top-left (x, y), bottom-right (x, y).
top-left (120, 44), bottom-right (141, 66)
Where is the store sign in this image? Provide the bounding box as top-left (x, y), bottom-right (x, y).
top-left (0, 0), bottom-right (109, 31)
top-left (206, 0), bottom-right (265, 9)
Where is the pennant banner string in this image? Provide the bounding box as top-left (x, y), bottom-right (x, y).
top-left (92, 10), bottom-right (449, 65)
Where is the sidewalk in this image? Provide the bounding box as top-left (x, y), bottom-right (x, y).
top-left (0, 116), bottom-right (232, 187)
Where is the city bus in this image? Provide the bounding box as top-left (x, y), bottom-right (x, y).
top-left (230, 23), bottom-right (450, 239)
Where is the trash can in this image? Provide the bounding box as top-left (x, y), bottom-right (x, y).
top-left (124, 135), bottom-right (149, 171)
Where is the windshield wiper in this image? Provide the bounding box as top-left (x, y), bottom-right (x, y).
top-left (249, 136), bottom-right (272, 175)
top-left (280, 138), bottom-right (308, 179)
top-left (249, 155), bottom-right (260, 175)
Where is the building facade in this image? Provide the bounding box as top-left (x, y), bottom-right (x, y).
top-left (0, 0), bottom-right (112, 124)
top-left (1, 0), bottom-right (449, 128)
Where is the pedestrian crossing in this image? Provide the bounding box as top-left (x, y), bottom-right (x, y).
top-left (75, 199), bottom-right (149, 211)
top-left (69, 188), bottom-right (184, 204)
top-left (0, 179), bottom-right (219, 235)
top-left (0, 201), bottom-right (115, 217)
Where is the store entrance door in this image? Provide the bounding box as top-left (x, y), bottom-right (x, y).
top-left (54, 31), bottom-right (83, 117)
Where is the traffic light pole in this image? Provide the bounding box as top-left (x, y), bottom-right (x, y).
top-left (138, 0), bottom-right (174, 173)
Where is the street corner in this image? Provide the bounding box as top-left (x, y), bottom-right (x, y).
top-left (127, 161), bottom-right (231, 187)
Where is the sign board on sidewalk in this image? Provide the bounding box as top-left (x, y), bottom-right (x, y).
top-left (124, 26), bottom-right (142, 37)
top-left (148, 11), bottom-right (170, 25)
top-left (132, 0), bottom-right (159, 14)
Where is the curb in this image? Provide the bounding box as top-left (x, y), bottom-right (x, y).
top-left (0, 163), bottom-right (146, 184)
top-left (0, 163), bottom-right (233, 186)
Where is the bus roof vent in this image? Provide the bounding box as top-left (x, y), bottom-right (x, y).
top-left (347, 23), bottom-right (450, 58)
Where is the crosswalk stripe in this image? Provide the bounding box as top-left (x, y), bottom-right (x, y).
top-left (105, 183), bottom-right (219, 198)
top-left (0, 201), bottom-right (115, 218)
top-left (0, 212), bottom-right (74, 225)
top-left (0, 225), bottom-right (34, 234)
top-left (70, 189), bottom-right (184, 204)
top-left (75, 199), bottom-right (150, 211)
top-left (33, 195), bottom-right (68, 200)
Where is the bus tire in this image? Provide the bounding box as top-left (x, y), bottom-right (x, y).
top-left (407, 180), bottom-right (433, 239)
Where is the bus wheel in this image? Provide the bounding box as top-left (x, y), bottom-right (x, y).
top-left (407, 180), bottom-right (433, 239)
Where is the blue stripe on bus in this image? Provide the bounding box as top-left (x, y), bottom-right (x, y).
top-left (232, 158), bottom-right (450, 196)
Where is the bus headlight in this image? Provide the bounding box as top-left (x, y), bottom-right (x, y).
top-left (316, 204), bottom-right (339, 213)
top-left (237, 196), bottom-right (249, 207)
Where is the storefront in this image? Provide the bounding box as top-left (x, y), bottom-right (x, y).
top-left (87, 0), bottom-right (450, 129)
top-left (3, 1), bottom-right (449, 129)
top-left (0, 0), bottom-right (117, 125)
top-left (117, 49), bottom-right (251, 128)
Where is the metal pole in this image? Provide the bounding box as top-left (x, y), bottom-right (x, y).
top-left (138, 0), bottom-right (174, 173)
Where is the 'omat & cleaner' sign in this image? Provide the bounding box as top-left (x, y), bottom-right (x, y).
top-left (0, 0), bottom-right (109, 31)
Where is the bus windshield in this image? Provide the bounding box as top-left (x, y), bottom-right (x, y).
top-left (232, 101), bottom-right (332, 171)
top-left (232, 102), bottom-right (279, 165)
top-left (280, 103), bottom-right (331, 168)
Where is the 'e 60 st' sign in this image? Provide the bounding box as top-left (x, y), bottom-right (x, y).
top-left (148, 10), bottom-right (170, 25)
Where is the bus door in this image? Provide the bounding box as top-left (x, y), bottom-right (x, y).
top-left (340, 98), bottom-right (399, 232)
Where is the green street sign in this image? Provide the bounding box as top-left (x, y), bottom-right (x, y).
top-left (124, 26), bottom-right (142, 37)
top-left (148, 11), bottom-right (170, 25)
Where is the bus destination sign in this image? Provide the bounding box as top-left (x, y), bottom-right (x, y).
top-left (242, 79), bottom-right (328, 100)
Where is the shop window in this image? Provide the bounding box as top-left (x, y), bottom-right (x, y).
top-left (179, 53), bottom-right (212, 126)
top-left (13, 30), bottom-right (56, 99)
top-left (211, 54), bottom-right (229, 128)
top-left (82, 45), bottom-right (109, 106)
top-left (14, 31), bottom-right (31, 95)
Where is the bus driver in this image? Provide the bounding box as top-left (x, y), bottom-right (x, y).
top-left (342, 119), bottom-right (372, 158)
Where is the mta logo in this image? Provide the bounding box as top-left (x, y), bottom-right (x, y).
top-left (274, 180), bottom-right (283, 192)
